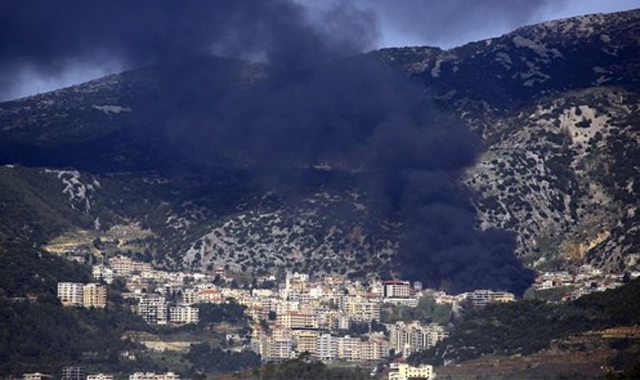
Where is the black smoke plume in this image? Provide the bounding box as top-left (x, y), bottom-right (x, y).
top-left (0, 0), bottom-right (535, 294)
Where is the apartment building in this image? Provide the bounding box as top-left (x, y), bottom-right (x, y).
top-left (198, 289), bottom-right (224, 303)
top-left (61, 367), bottom-right (85, 380)
top-left (382, 280), bottom-right (411, 298)
top-left (334, 335), bottom-right (388, 362)
top-left (129, 373), bottom-right (179, 380)
top-left (316, 333), bottom-right (337, 361)
top-left (137, 294), bottom-right (167, 325)
top-left (57, 283), bottom-right (85, 307)
top-left (92, 265), bottom-right (114, 284)
top-left (343, 296), bottom-right (381, 322)
top-left (278, 311), bottom-right (318, 329)
top-left (86, 374), bottom-right (114, 380)
top-left (83, 283), bottom-right (107, 308)
top-left (465, 289), bottom-right (516, 307)
top-left (168, 305), bottom-right (199, 324)
top-left (389, 321), bottom-right (448, 358)
top-left (388, 363), bottom-right (434, 380)
top-left (292, 329), bottom-right (319, 356)
top-left (23, 373), bottom-right (51, 380)
top-left (263, 336), bottom-right (294, 361)
top-left (109, 256), bottom-right (153, 276)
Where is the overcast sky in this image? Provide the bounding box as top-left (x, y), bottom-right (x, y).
top-left (332, 0), bottom-right (640, 48)
top-left (1, 0), bottom-right (638, 101)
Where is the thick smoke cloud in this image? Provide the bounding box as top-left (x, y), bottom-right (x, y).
top-left (136, 56), bottom-right (534, 294)
top-left (0, 1), bottom-right (534, 293)
top-left (0, 0), bottom-right (376, 100)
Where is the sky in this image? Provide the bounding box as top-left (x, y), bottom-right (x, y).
top-left (0, 0), bottom-right (638, 101)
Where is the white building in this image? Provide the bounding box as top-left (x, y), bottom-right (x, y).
top-left (137, 294), bottom-right (168, 325)
top-left (57, 282), bottom-right (85, 307)
top-left (92, 265), bottom-right (114, 284)
top-left (383, 280), bottom-right (411, 298)
top-left (23, 373), bottom-right (50, 380)
top-left (388, 363), bottom-right (434, 380)
top-left (109, 256), bottom-right (153, 277)
top-left (463, 289), bottom-right (515, 307)
top-left (169, 304), bottom-right (199, 324)
top-left (87, 374), bottom-right (114, 380)
top-left (389, 321), bottom-right (448, 358)
top-left (129, 373), bottom-right (179, 380)
top-left (316, 333), bottom-right (337, 361)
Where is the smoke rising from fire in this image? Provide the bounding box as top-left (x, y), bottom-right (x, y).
top-left (0, 0), bottom-right (535, 293)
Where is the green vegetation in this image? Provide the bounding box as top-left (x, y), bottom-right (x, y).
top-left (187, 344), bottom-right (260, 375)
top-left (0, 243), bottom-right (91, 297)
top-left (381, 294), bottom-right (452, 325)
top-left (409, 278), bottom-right (640, 366)
top-left (197, 302), bottom-right (250, 326)
top-left (531, 285), bottom-right (576, 303)
top-left (0, 296), bottom-right (148, 376)
top-left (229, 358), bottom-right (372, 380)
top-left (0, 166), bottom-right (92, 244)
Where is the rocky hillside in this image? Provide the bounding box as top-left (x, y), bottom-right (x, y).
top-left (374, 9), bottom-right (640, 271)
top-left (1, 9), bottom-right (640, 283)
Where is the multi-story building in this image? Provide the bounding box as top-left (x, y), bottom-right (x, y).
top-left (356, 336), bottom-right (389, 361)
top-left (137, 294), bottom-right (167, 325)
top-left (316, 333), bottom-right (337, 361)
top-left (263, 336), bottom-right (294, 362)
top-left (169, 304), bottom-right (199, 324)
top-left (336, 336), bottom-right (359, 361)
top-left (251, 327), bottom-right (295, 362)
top-left (92, 265), bottom-right (114, 284)
top-left (61, 367), bottom-right (85, 380)
top-left (383, 280), bottom-right (411, 298)
top-left (129, 373), bottom-right (179, 380)
top-left (83, 283), bottom-right (107, 308)
top-left (389, 321), bottom-right (448, 358)
top-left (285, 272), bottom-right (309, 291)
top-left (278, 311), bottom-right (318, 329)
top-left (128, 373), bottom-right (155, 380)
top-left (181, 288), bottom-right (199, 305)
top-left (154, 373), bottom-right (179, 380)
top-left (388, 363), bottom-right (434, 380)
top-left (86, 374), bottom-right (114, 380)
top-left (464, 290), bottom-right (515, 307)
top-left (109, 256), bottom-right (153, 277)
top-left (275, 299), bottom-right (301, 316)
top-left (57, 283), bottom-right (85, 307)
top-left (198, 289), bottom-right (224, 303)
top-left (292, 329), bottom-right (319, 356)
top-left (344, 296), bottom-right (381, 322)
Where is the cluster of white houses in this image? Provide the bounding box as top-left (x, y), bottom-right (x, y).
top-left (246, 274), bottom-right (455, 362)
top-left (23, 369), bottom-right (179, 380)
top-left (82, 256), bottom-right (521, 364)
top-left (24, 365), bottom-right (433, 380)
top-left (533, 264), bottom-right (639, 301)
top-left (36, 247), bottom-right (639, 380)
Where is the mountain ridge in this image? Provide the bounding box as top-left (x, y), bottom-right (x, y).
top-left (1, 8), bottom-right (640, 289)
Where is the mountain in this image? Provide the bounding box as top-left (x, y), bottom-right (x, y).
top-left (372, 9), bottom-right (640, 272)
top-left (1, 9), bottom-right (640, 290)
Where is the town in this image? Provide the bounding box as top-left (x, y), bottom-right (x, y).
top-left (31, 253), bottom-right (637, 380)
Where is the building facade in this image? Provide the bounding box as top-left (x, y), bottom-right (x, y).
top-left (57, 283), bottom-right (85, 307)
